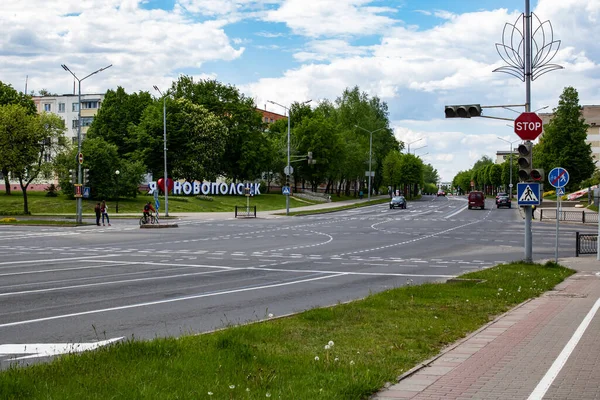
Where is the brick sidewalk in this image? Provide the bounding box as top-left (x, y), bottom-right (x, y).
top-left (372, 257), bottom-right (600, 400)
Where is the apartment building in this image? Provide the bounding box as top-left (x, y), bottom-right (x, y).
top-left (256, 107), bottom-right (286, 124)
top-left (32, 93), bottom-right (105, 146)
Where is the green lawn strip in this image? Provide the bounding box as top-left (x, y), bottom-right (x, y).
top-left (281, 198), bottom-right (391, 216)
top-left (0, 262), bottom-right (573, 399)
top-left (0, 192), bottom-right (316, 215)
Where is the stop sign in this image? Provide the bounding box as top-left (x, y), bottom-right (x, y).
top-left (514, 112), bottom-right (543, 140)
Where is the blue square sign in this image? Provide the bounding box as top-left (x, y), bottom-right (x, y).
top-left (517, 183), bottom-right (541, 206)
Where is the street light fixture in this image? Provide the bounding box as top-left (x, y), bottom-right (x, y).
top-left (267, 99), bottom-right (312, 215)
top-left (497, 136), bottom-right (520, 197)
top-left (406, 138), bottom-right (423, 154)
top-left (355, 125), bottom-right (386, 201)
top-left (153, 85), bottom-right (172, 217)
top-left (61, 63), bottom-right (112, 224)
top-left (115, 170), bottom-right (120, 213)
top-left (412, 145), bottom-right (428, 154)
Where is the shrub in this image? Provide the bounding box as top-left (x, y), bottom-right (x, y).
top-left (45, 184), bottom-right (59, 197)
top-left (196, 195), bottom-right (214, 202)
top-left (0, 217), bottom-right (17, 222)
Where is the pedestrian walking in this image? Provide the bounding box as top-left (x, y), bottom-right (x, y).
top-left (101, 200), bottom-right (111, 226)
top-left (94, 202), bottom-right (101, 226)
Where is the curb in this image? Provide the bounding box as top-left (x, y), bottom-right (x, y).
top-left (140, 224), bottom-right (179, 229)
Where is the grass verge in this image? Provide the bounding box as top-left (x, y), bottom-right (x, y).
top-left (282, 198), bottom-right (390, 216)
top-left (0, 261), bottom-right (573, 399)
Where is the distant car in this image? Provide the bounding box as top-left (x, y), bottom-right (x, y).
top-left (437, 190), bottom-right (446, 197)
top-left (495, 192), bottom-right (507, 204)
top-left (468, 191), bottom-right (485, 210)
top-left (390, 196), bottom-right (407, 209)
top-left (496, 195), bottom-right (511, 208)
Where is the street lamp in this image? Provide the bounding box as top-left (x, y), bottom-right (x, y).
top-left (497, 136), bottom-right (520, 198)
top-left (153, 85), bottom-right (171, 217)
top-left (61, 63), bottom-right (112, 224)
top-left (406, 138), bottom-right (423, 154)
top-left (115, 170), bottom-right (120, 213)
top-left (412, 145), bottom-right (428, 154)
top-left (267, 99), bottom-right (312, 215)
top-left (355, 125), bottom-right (386, 201)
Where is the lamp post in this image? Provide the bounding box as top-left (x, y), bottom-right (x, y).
top-left (153, 86), bottom-right (171, 217)
top-left (406, 138), bottom-right (423, 154)
top-left (61, 63), bottom-right (112, 224)
top-left (355, 125), bottom-right (386, 201)
top-left (497, 136), bottom-right (520, 198)
top-left (115, 170), bottom-right (120, 213)
top-left (267, 99), bottom-right (311, 215)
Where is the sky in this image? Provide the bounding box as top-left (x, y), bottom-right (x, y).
top-left (2, 0), bottom-right (600, 182)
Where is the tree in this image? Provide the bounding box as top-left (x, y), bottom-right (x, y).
top-left (0, 105), bottom-right (66, 213)
top-left (171, 76), bottom-right (265, 181)
top-left (86, 86), bottom-right (154, 158)
top-left (423, 163), bottom-right (440, 184)
top-left (133, 99), bottom-right (228, 182)
top-left (0, 81), bottom-right (36, 194)
top-left (535, 87), bottom-right (595, 191)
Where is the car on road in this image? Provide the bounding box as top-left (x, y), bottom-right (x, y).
top-left (390, 196), bottom-right (407, 209)
top-left (495, 192), bottom-right (508, 204)
top-left (437, 190), bottom-right (446, 197)
top-left (468, 191), bottom-right (485, 210)
top-left (496, 195), bottom-right (511, 208)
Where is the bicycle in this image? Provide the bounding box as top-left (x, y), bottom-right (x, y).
top-left (139, 212), bottom-right (158, 226)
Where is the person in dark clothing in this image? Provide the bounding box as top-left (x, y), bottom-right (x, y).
top-left (94, 203), bottom-right (101, 226)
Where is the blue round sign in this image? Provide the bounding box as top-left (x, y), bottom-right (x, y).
top-left (548, 167), bottom-right (569, 188)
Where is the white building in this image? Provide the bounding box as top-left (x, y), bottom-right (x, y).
top-left (32, 93), bottom-right (105, 146)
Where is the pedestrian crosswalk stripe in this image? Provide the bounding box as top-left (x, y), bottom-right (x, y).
top-left (519, 185), bottom-right (539, 202)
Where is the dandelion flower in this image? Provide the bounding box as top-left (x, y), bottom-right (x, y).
top-left (268, 313), bottom-right (274, 318)
top-left (315, 356), bottom-right (320, 361)
top-left (246, 388), bottom-right (250, 392)
top-left (350, 360), bottom-right (355, 365)
top-left (266, 393), bottom-right (271, 398)
top-left (208, 392), bottom-right (213, 396)
top-left (324, 344), bottom-right (330, 350)
top-left (334, 357), bottom-right (339, 362)
top-left (229, 385), bottom-right (236, 389)
top-left (328, 340), bottom-right (334, 346)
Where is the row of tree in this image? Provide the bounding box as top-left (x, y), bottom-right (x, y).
top-left (0, 78), bottom-right (441, 213)
top-left (452, 87), bottom-right (597, 194)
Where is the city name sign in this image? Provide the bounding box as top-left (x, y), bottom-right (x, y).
top-left (148, 181), bottom-right (261, 196)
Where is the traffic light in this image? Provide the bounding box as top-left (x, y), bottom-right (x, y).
top-left (69, 169), bottom-right (77, 184)
top-left (530, 168), bottom-right (544, 182)
top-left (517, 142), bottom-right (533, 181)
top-left (307, 151), bottom-right (316, 164)
top-left (444, 104), bottom-right (482, 118)
top-left (83, 169), bottom-right (90, 185)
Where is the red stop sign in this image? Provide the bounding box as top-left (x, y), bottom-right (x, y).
top-left (514, 112), bottom-right (543, 140)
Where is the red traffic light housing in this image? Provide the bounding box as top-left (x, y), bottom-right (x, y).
top-left (444, 104), bottom-right (482, 118)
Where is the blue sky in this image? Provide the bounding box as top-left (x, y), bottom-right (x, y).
top-left (1, 0), bottom-right (599, 181)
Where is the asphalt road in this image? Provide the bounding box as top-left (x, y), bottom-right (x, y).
top-left (0, 195), bottom-right (595, 367)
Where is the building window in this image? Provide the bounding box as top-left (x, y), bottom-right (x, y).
top-left (72, 103), bottom-right (79, 112)
top-left (44, 153), bottom-right (52, 163)
top-left (80, 117), bottom-right (94, 127)
top-left (72, 119), bottom-right (78, 128)
top-left (81, 101), bottom-right (99, 109)
top-left (44, 104), bottom-right (51, 112)
top-left (58, 103), bottom-right (65, 113)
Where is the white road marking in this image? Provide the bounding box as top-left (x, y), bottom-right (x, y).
top-left (0, 274), bottom-right (346, 328)
top-left (0, 337), bottom-right (123, 360)
top-left (528, 297), bottom-right (600, 400)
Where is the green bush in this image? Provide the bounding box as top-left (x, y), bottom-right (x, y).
top-left (45, 184), bottom-right (59, 197)
top-left (196, 195), bottom-right (214, 202)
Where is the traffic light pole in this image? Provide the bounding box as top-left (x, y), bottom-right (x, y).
top-left (523, 0), bottom-right (533, 263)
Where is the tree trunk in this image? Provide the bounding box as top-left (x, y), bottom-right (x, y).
top-left (2, 168), bottom-right (10, 195)
top-left (19, 178), bottom-right (29, 215)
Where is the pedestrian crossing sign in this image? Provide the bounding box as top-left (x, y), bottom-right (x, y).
top-left (282, 186), bottom-right (290, 195)
top-left (517, 183), bottom-right (541, 206)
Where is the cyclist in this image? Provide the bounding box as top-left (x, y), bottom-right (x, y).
top-left (142, 202), bottom-right (156, 223)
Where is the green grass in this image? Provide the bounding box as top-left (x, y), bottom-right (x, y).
top-left (285, 198), bottom-right (390, 216)
top-left (0, 261), bottom-right (573, 399)
top-left (0, 191), bottom-right (317, 215)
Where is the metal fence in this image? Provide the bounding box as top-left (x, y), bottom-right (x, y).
top-left (576, 232), bottom-right (597, 257)
top-left (538, 209), bottom-right (598, 224)
top-left (235, 205), bottom-right (257, 218)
